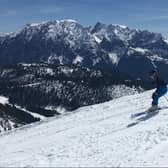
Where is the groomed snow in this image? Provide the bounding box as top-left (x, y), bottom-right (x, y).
top-left (1, 89), bottom-right (168, 167)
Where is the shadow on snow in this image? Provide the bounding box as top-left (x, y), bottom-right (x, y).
top-left (127, 111), bottom-right (159, 128)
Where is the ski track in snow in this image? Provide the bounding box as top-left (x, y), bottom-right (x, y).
top-left (1, 90), bottom-right (168, 166)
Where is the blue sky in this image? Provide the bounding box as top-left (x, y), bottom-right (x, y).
top-left (1, 0), bottom-right (168, 36)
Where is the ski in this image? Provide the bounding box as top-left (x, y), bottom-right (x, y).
top-left (131, 111), bottom-right (147, 118)
top-left (131, 107), bottom-right (162, 119)
top-left (127, 108), bottom-right (161, 128)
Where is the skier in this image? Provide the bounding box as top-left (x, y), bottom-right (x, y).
top-left (148, 70), bottom-right (167, 111)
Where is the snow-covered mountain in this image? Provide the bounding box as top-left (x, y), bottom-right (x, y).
top-left (0, 89), bottom-right (168, 166)
top-left (0, 63), bottom-right (144, 131)
top-left (0, 95), bottom-right (40, 132)
top-left (1, 20), bottom-right (168, 81)
top-left (0, 63), bottom-right (142, 110)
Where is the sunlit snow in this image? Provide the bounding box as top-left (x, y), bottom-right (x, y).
top-left (1, 89), bottom-right (168, 166)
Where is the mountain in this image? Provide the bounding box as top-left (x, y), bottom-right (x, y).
top-left (0, 63), bottom-right (146, 132)
top-left (0, 20), bottom-right (167, 132)
top-left (0, 89), bottom-right (168, 166)
top-left (0, 95), bottom-right (40, 132)
top-left (0, 20), bottom-right (168, 81)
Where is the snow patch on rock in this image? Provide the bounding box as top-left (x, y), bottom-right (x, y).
top-left (0, 96), bottom-right (9, 105)
top-left (108, 53), bottom-right (119, 65)
top-left (73, 55), bottom-right (83, 64)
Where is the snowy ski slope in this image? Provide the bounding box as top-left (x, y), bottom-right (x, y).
top-left (1, 89), bottom-right (168, 167)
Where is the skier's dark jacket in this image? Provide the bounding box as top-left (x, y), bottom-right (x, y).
top-left (151, 76), bottom-right (167, 106)
top-left (152, 76), bottom-right (167, 90)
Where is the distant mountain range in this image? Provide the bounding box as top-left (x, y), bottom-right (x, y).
top-left (0, 20), bottom-right (168, 81)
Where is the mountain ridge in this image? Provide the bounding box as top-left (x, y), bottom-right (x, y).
top-left (0, 20), bottom-right (168, 81)
top-left (0, 63), bottom-right (143, 132)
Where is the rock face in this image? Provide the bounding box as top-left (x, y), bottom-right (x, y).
top-left (0, 20), bottom-right (168, 81)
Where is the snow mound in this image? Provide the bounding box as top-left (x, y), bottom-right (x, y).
top-left (0, 89), bottom-right (168, 167)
